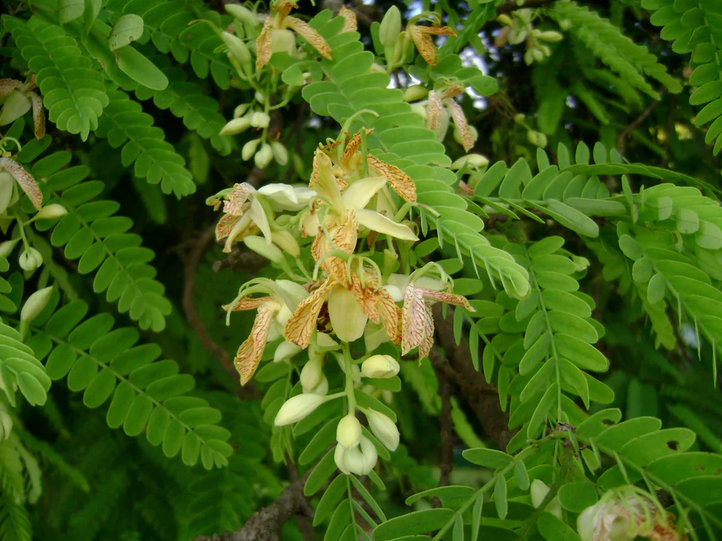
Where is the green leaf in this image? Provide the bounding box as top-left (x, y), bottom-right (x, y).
top-left (541, 200), bottom-right (600, 238)
top-left (374, 509), bottom-right (455, 540)
top-left (527, 383), bottom-right (558, 439)
top-left (116, 47), bottom-right (169, 90)
top-left (314, 474), bottom-right (347, 526)
top-left (304, 449), bottom-right (337, 496)
top-left (109, 14), bottom-right (144, 51)
top-left (471, 491), bottom-right (483, 541)
top-left (299, 419), bottom-right (338, 466)
top-left (494, 475), bottom-right (507, 519)
top-left (406, 486), bottom-right (475, 508)
top-left (58, 0), bottom-right (85, 24)
top-left (514, 460), bottom-right (530, 491)
top-left (538, 512), bottom-right (582, 541)
top-left (558, 482), bottom-right (598, 513)
top-left (555, 334), bottom-right (609, 372)
top-left (462, 448), bottom-right (512, 469)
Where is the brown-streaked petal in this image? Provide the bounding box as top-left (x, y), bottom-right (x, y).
top-left (313, 210), bottom-right (358, 284)
top-left (376, 287), bottom-right (402, 345)
top-left (29, 92), bottom-right (45, 140)
top-left (420, 287), bottom-right (474, 311)
top-left (401, 283), bottom-right (435, 359)
top-left (425, 91), bottom-right (444, 132)
top-left (224, 183), bottom-right (255, 216)
top-left (276, 0), bottom-right (295, 21)
top-left (445, 99), bottom-right (474, 152)
top-left (339, 6), bottom-right (357, 33)
top-left (256, 17), bottom-right (273, 68)
top-left (285, 16), bottom-right (332, 60)
top-left (284, 277), bottom-right (334, 348)
top-left (0, 158), bottom-right (42, 211)
top-left (439, 84), bottom-right (464, 101)
top-left (234, 301), bottom-right (278, 385)
top-left (215, 213), bottom-right (240, 241)
top-left (0, 79), bottom-right (22, 98)
top-left (409, 24), bottom-right (456, 67)
top-left (223, 296), bottom-right (273, 312)
top-left (350, 275), bottom-right (380, 323)
top-left (367, 155), bottom-right (417, 202)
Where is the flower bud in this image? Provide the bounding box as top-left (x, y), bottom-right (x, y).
top-left (380, 6), bottom-right (401, 49)
top-left (274, 393), bottom-right (325, 426)
top-left (451, 154), bottom-right (489, 170)
top-left (539, 30), bottom-right (563, 42)
top-left (532, 47), bottom-right (545, 62)
top-left (222, 32), bottom-right (252, 66)
top-left (336, 414), bottom-right (362, 449)
top-left (496, 14), bottom-right (513, 26)
top-left (527, 130), bottom-right (548, 148)
top-left (18, 247), bottom-right (42, 271)
top-left (0, 239), bottom-right (19, 258)
top-left (300, 355), bottom-right (324, 392)
top-left (254, 144), bottom-right (273, 168)
top-left (271, 230), bottom-right (300, 257)
top-left (361, 355), bottom-right (400, 379)
top-left (530, 479), bottom-right (562, 519)
top-left (271, 142), bottom-right (288, 166)
top-left (274, 341), bottom-right (302, 363)
top-left (334, 444), bottom-right (351, 474)
top-left (234, 103), bottom-right (251, 118)
top-left (310, 374), bottom-right (329, 396)
top-left (243, 235), bottom-right (284, 263)
top-left (220, 117), bottom-right (251, 136)
top-left (36, 204), bottom-right (67, 220)
top-left (271, 28), bottom-right (296, 55)
top-left (250, 112), bottom-right (270, 128)
top-left (409, 103), bottom-right (427, 120)
top-left (242, 139), bottom-right (261, 161)
top-left (366, 409), bottom-right (399, 451)
top-left (342, 436), bottom-right (378, 475)
top-left (403, 85), bottom-right (428, 103)
top-left (20, 286), bottom-right (53, 324)
top-left (225, 4), bottom-right (258, 25)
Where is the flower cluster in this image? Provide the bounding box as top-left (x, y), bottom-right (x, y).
top-left (213, 130), bottom-right (474, 477)
top-left (495, 9), bottom-right (563, 65)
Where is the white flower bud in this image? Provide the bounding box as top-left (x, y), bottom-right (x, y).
top-left (36, 204), bottom-right (67, 220)
top-left (20, 286), bottom-right (53, 324)
top-left (274, 341), bottom-right (302, 363)
top-left (270, 28), bottom-right (296, 55)
top-left (366, 409), bottom-right (399, 451)
top-left (334, 444), bottom-right (351, 474)
top-left (243, 235), bottom-right (284, 263)
top-left (451, 154), bottom-right (489, 170)
top-left (225, 4), bottom-right (258, 25)
top-left (379, 6), bottom-right (401, 49)
top-left (234, 103), bottom-right (251, 118)
top-left (242, 139), bottom-right (261, 161)
top-left (308, 374), bottom-right (329, 396)
top-left (271, 142), bottom-right (288, 166)
top-left (403, 85), bottom-right (428, 103)
top-left (274, 393), bottom-right (325, 426)
top-left (0, 239), bottom-right (19, 258)
top-left (336, 414), bottom-right (362, 449)
top-left (18, 247), bottom-right (42, 271)
top-left (220, 117), bottom-right (251, 136)
top-left (254, 144), bottom-right (273, 168)
top-left (250, 112), bottom-right (270, 128)
top-left (361, 355), bottom-right (400, 379)
top-left (342, 436), bottom-right (378, 475)
top-left (539, 30), bottom-right (563, 42)
top-left (222, 31), bottom-right (252, 67)
top-left (300, 355), bottom-right (324, 392)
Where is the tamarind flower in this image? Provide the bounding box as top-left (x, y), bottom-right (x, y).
top-left (224, 280), bottom-right (308, 385)
top-left (407, 17), bottom-right (457, 67)
top-left (0, 158), bottom-right (42, 211)
top-left (0, 77), bottom-right (44, 139)
top-left (256, 1), bottom-right (332, 69)
top-left (284, 266), bottom-right (402, 348)
top-left (577, 490), bottom-right (681, 541)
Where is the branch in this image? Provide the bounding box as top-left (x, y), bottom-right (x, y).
top-left (431, 305), bottom-right (516, 450)
top-left (437, 379), bottom-right (454, 489)
top-left (195, 471), bottom-right (314, 541)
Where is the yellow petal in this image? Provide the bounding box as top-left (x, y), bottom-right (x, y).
top-left (284, 278), bottom-right (334, 348)
top-left (401, 284), bottom-right (435, 359)
top-left (234, 301), bottom-right (279, 385)
top-left (446, 99), bottom-right (474, 152)
top-left (356, 208), bottom-right (418, 242)
top-left (367, 155), bottom-right (417, 202)
top-left (310, 150), bottom-right (344, 212)
top-left (339, 6), bottom-right (357, 33)
top-left (285, 16), bottom-right (332, 59)
top-left (256, 17), bottom-right (273, 68)
top-left (328, 284), bottom-right (368, 342)
top-left (0, 158), bottom-right (42, 211)
top-left (341, 176), bottom-right (387, 210)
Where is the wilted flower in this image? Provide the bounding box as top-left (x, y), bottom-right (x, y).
top-left (406, 14), bottom-right (456, 67)
top-left (577, 488), bottom-right (682, 541)
top-left (256, 1), bottom-right (332, 68)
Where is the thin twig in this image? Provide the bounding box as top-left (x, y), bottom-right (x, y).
top-left (617, 92), bottom-right (665, 153)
